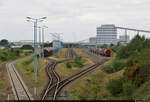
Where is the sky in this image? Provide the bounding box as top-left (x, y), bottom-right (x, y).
top-left (0, 0), bottom-right (150, 42)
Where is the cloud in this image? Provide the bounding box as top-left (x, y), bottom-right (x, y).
top-left (0, 0), bottom-right (150, 42)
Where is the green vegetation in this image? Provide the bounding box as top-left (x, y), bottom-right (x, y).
top-left (66, 62), bottom-right (72, 69)
top-left (73, 56), bottom-right (84, 67)
top-left (0, 39), bottom-right (8, 46)
top-left (0, 49), bottom-right (21, 61)
top-left (66, 34), bottom-right (150, 100)
top-left (106, 34), bottom-right (150, 99)
top-left (21, 45), bottom-right (33, 50)
top-left (102, 59), bottom-right (125, 73)
top-left (24, 51), bottom-right (33, 56)
top-left (16, 57), bottom-right (47, 87)
top-left (65, 56), bottom-right (86, 69)
top-left (67, 68), bottom-right (124, 100)
top-left (56, 49), bottom-right (93, 78)
top-left (0, 49), bottom-right (33, 62)
top-left (0, 72), bottom-right (7, 100)
top-left (106, 78), bottom-right (122, 96)
top-left (0, 63), bottom-right (9, 100)
top-left (51, 48), bottom-right (67, 60)
top-left (22, 57), bottom-right (34, 66)
top-left (123, 80), bottom-right (136, 96)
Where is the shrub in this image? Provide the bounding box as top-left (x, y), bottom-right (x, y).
top-left (66, 62), bottom-right (72, 69)
top-left (74, 56), bottom-right (84, 67)
top-left (123, 80), bottom-right (136, 96)
top-left (0, 56), bottom-right (7, 61)
top-left (106, 79), bottom-right (122, 96)
top-left (102, 65), bottom-right (114, 73)
top-left (21, 45), bottom-right (33, 50)
top-left (91, 84), bottom-right (100, 93)
top-left (102, 59), bottom-right (125, 73)
top-left (24, 51), bottom-right (32, 56)
top-left (123, 48), bottom-right (150, 86)
top-left (112, 59), bottom-right (125, 72)
top-left (78, 94), bottom-right (87, 100)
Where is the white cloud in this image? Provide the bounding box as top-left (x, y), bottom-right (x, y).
top-left (0, 0), bottom-right (150, 42)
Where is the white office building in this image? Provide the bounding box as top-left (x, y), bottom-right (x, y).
top-left (119, 35), bottom-right (130, 43)
top-left (96, 24), bottom-right (117, 45)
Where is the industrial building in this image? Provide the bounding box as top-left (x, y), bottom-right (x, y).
top-left (96, 24), bottom-right (117, 46)
top-left (119, 35), bottom-right (130, 43)
top-left (89, 37), bottom-right (96, 45)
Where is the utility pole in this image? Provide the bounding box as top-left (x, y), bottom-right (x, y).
top-left (38, 27), bottom-right (41, 66)
top-left (26, 17), bottom-right (47, 83)
top-left (41, 26), bottom-right (48, 63)
top-left (125, 29), bottom-right (127, 43)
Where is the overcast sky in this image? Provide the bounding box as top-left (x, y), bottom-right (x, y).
top-left (0, 0), bottom-right (150, 42)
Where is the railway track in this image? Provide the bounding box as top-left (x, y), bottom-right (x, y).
top-left (6, 62), bottom-right (33, 100)
top-left (41, 48), bottom-right (108, 101)
top-left (41, 48), bottom-right (74, 100)
top-left (41, 58), bottom-right (108, 100)
top-left (66, 48), bottom-right (75, 59)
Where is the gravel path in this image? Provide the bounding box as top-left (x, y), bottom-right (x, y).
top-left (6, 56), bottom-right (34, 100)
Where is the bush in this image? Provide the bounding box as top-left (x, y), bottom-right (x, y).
top-left (106, 79), bottom-right (122, 96)
top-left (74, 56), bottom-right (84, 67)
top-left (102, 59), bottom-right (125, 73)
top-left (0, 55), bottom-right (7, 61)
top-left (123, 80), bottom-right (136, 96)
top-left (78, 94), bottom-right (87, 100)
top-left (0, 49), bottom-right (21, 61)
top-left (102, 65), bottom-right (114, 73)
top-left (116, 34), bottom-right (150, 59)
top-left (91, 84), bottom-right (100, 93)
top-left (66, 62), bottom-right (72, 69)
top-left (123, 48), bottom-right (150, 86)
top-left (112, 59), bottom-right (125, 72)
top-left (21, 45), bottom-right (33, 50)
top-left (24, 51), bottom-right (33, 56)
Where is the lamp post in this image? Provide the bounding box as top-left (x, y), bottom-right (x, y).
top-left (26, 17), bottom-right (47, 83)
top-left (41, 26), bottom-right (48, 63)
top-left (38, 27), bottom-right (42, 66)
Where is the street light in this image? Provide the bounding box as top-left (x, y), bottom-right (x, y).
top-left (26, 17), bottom-right (46, 83)
top-left (38, 26), bottom-right (42, 66)
top-left (41, 26), bottom-right (48, 63)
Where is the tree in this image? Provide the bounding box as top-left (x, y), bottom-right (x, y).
top-left (117, 34), bottom-right (146, 59)
top-left (0, 39), bottom-right (8, 46)
top-left (44, 43), bottom-right (52, 47)
top-left (21, 45), bottom-right (33, 50)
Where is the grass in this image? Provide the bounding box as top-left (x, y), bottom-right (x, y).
top-left (50, 48), bottom-right (67, 60)
top-left (0, 64), bottom-right (8, 100)
top-left (0, 49), bottom-right (33, 100)
top-left (65, 56), bottom-right (125, 100)
top-left (56, 56), bottom-right (93, 79)
top-left (132, 79), bottom-right (150, 100)
top-left (55, 49), bottom-right (93, 79)
top-left (16, 57), bottom-right (48, 87)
